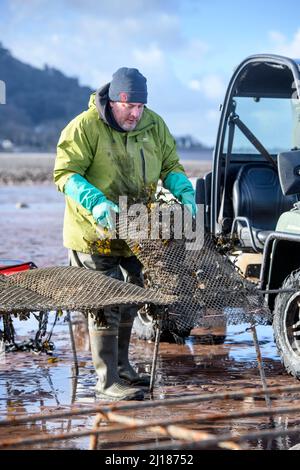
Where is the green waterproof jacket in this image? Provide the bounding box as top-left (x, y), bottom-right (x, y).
top-left (54, 92), bottom-right (185, 256)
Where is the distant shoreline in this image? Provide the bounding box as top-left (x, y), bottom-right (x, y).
top-left (0, 152), bottom-right (212, 184)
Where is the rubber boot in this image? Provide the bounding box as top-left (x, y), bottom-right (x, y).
top-left (89, 328), bottom-right (144, 401)
top-left (118, 320), bottom-right (151, 387)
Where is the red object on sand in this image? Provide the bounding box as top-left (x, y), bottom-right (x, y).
top-left (0, 260), bottom-right (37, 276)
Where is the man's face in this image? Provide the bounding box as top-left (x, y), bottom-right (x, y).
top-left (110, 101), bottom-right (144, 131)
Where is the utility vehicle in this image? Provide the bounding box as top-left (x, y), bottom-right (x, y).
top-left (196, 54), bottom-right (300, 378)
top-left (135, 54), bottom-right (300, 380)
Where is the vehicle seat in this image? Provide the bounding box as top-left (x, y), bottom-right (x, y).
top-left (232, 163), bottom-right (296, 251)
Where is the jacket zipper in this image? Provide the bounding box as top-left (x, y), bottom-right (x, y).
top-left (140, 149), bottom-right (146, 184)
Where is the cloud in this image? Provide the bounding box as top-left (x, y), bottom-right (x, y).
top-left (0, 2), bottom-right (210, 89)
top-left (269, 29), bottom-right (300, 58)
top-left (184, 38), bottom-right (209, 60)
top-left (188, 74), bottom-right (226, 100)
top-left (133, 44), bottom-right (165, 69)
top-left (0, 0), bottom-right (221, 144)
top-left (206, 109), bottom-right (221, 123)
top-left (63, 0), bottom-right (181, 17)
top-left (161, 104), bottom-right (220, 146)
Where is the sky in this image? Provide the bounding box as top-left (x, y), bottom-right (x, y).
top-left (0, 0), bottom-right (300, 145)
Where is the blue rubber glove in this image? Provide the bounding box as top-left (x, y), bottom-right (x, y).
top-left (163, 172), bottom-right (197, 216)
top-left (64, 174), bottom-right (119, 229)
top-left (92, 201), bottom-right (119, 230)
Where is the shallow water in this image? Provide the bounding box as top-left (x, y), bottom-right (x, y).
top-left (0, 184), bottom-right (66, 266)
top-left (0, 184), bottom-right (300, 450)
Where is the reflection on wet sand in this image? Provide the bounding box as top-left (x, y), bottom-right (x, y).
top-left (1, 313), bottom-right (300, 450)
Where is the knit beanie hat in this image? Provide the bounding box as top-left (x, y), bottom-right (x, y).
top-left (109, 67), bottom-right (147, 104)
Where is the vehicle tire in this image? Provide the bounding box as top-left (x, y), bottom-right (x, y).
top-left (133, 310), bottom-right (156, 342)
top-left (289, 443), bottom-right (300, 450)
top-left (273, 270), bottom-right (300, 379)
top-left (133, 309), bottom-right (189, 344)
top-left (133, 308), bottom-right (226, 345)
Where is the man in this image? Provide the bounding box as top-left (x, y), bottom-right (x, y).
top-left (54, 67), bottom-right (196, 401)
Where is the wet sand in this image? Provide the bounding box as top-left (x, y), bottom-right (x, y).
top-left (0, 161), bottom-right (300, 451)
top-left (0, 317), bottom-right (299, 450)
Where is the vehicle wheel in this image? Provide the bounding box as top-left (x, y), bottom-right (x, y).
top-left (133, 309), bottom-right (190, 344)
top-left (273, 270), bottom-right (300, 379)
top-left (289, 443), bottom-right (300, 450)
top-left (133, 310), bottom-right (156, 342)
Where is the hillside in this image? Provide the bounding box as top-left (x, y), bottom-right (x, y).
top-left (0, 43), bottom-right (92, 151)
top-left (0, 43), bottom-right (211, 152)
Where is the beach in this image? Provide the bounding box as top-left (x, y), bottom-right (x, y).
top-left (0, 151), bottom-right (212, 184)
top-left (0, 152), bottom-right (299, 450)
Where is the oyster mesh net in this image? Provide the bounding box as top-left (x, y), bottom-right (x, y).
top-left (0, 266), bottom-right (174, 316)
top-left (0, 203), bottom-right (271, 341)
top-left (118, 203), bottom-right (272, 338)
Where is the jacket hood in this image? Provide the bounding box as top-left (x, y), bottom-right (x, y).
top-left (91, 83), bottom-right (109, 119)
top-left (88, 85), bottom-right (155, 134)
top-left (90, 84), bottom-right (125, 132)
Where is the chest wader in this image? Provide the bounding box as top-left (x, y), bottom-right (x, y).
top-left (69, 251), bottom-right (147, 400)
top-left (88, 309), bottom-right (144, 400)
top-left (118, 265), bottom-right (150, 387)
